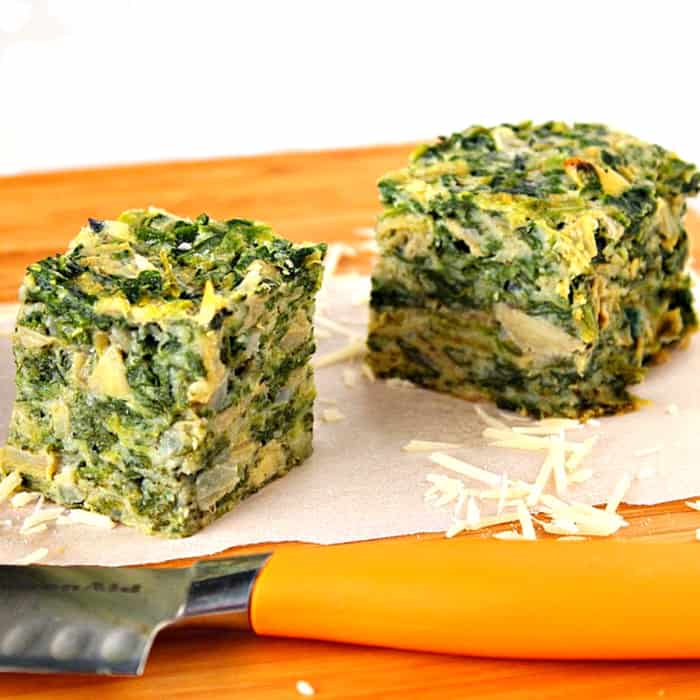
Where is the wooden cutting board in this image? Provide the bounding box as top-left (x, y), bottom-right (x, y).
top-left (3, 146), bottom-right (700, 699)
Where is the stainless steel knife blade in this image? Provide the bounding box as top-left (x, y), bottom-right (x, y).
top-left (0, 553), bottom-right (270, 676)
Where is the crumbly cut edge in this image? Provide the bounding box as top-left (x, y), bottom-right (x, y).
top-left (1, 410), bottom-right (314, 538)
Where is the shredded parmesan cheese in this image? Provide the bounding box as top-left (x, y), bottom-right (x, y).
top-left (496, 410), bottom-right (530, 423)
top-left (429, 452), bottom-right (501, 487)
top-left (403, 440), bottom-right (463, 452)
top-left (606, 473), bottom-right (632, 514)
top-left (385, 377), bottom-right (414, 389)
top-left (511, 426), bottom-right (565, 436)
top-left (469, 485), bottom-right (532, 500)
top-left (686, 501), bottom-right (700, 512)
top-left (342, 368), bottom-right (358, 388)
top-left (313, 339), bottom-right (365, 368)
top-left (540, 494), bottom-right (627, 536)
top-left (473, 405), bottom-right (509, 430)
top-left (541, 518), bottom-right (580, 536)
top-left (21, 523), bottom-right (48, 537)
top-left (453, 490), bottom-right (468, 519)
top-left (557, 536), bottom-right (587, 542)
top-left (564, 436), bottom-right (598, 472)
top-left (360, 362), bottom-right (375, 382)
top-left (446, 520), bottom-right (468, 538)
top-left (10, 491), bottom-right (41, 508)
top-left (424, 474), bottom-right (464, 507)
top-left (21, 507), bottom-right (64, 532)
top-left (32, 494), bottom-right (45, 515)
top-left (666, 404), bottom-right (679, 416)
top-left (56, 509), bottom-right (116, 529)
top-left (526, 452), bottom-right (553, 507)
top-left (0, 471), bottom-right (22, 503)
top-left (321, 408), bottom-right (345, 423)
top-left (431, 482), bottom-right (463, 505)
top-left (538, 417), bottom-right (582, 430)
top-left (483, 429), bottom-right (550, 450)
top-left (315, 314), bottom-right (360, 340)
top-left (512, 418), bottom-right (581, 435)
top-left (465, 496), bottom-right (481, 528)
top-left (15, 547), bottom-right (49, 565)
top-left (516, 501), bottom-right (536, 540)
top-left (493, 530), bottom-right (528, 541)
top-left (485, 428), bottom-right (595, 460)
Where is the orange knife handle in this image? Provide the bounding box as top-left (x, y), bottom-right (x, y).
top-left (250, 538), bottom-right (700, 659)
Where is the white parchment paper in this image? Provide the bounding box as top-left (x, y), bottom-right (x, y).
top-left (0, 276), bottom-right (698, 566)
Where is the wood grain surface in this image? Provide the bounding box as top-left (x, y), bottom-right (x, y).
top-left (2, 146), bottom-right (700, 699)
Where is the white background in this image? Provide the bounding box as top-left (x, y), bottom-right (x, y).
top-left (1, 0), bottom-right (699, 175)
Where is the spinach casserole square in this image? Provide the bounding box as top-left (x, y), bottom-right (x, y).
top-left (368, 122), bottom-right (699, 418)
top-left (2, 209), bottom-right (325, 536)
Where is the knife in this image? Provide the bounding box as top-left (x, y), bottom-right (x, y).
top-left (1, 537), bottom-right (699, 675)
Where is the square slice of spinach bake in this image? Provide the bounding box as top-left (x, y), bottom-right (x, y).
top-left (1, 209), bottom-right (325, 536)
top-left (367, 122), bottom-right (700, 418)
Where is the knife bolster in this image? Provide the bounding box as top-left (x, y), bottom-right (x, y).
top-left (181, 553), bottom-right (271, 630)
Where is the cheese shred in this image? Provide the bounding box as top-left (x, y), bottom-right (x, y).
top-left (516, 500), bottom-right (536, 540)
top-left (57, 509), bottom-right (117, 529)
top-left (21, 507), bottom-right (64, 532)
top-left (21, 523), bottom-right (48, 537)
top-left (313, 340), bottom-right (366, 369)
top-left (493, 530), bottom-right (529, 541)
top-left (11, 491), bottom-right (41, 508)
top-left (0, 471), bottom-right (22, 503)
top-left (605, 473), bottom-right (632, 514)
top-left (429, 452), bottom-right (501, 487)
top-left (465, 496), bottom-right (481, 528)
top-left (321, 408), bottom-right (345, 423)
top-left (342, 368), bottom-right (358, 388)
top-left (360, 363), bottom-right (376, 382)
top-left (15, 547), bottom-right (49, 565)
top-left (473, 405), bottom-right (509, 430)
top-left (315, 314), bottom-right (360, 340)
top-left (526, 453), bottom-right (553, 507)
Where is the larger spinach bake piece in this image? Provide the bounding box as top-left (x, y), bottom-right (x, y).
top-left (1, 209), bottom-right (325, 536)
top-left (367, 122), bottom-right (700, 418)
